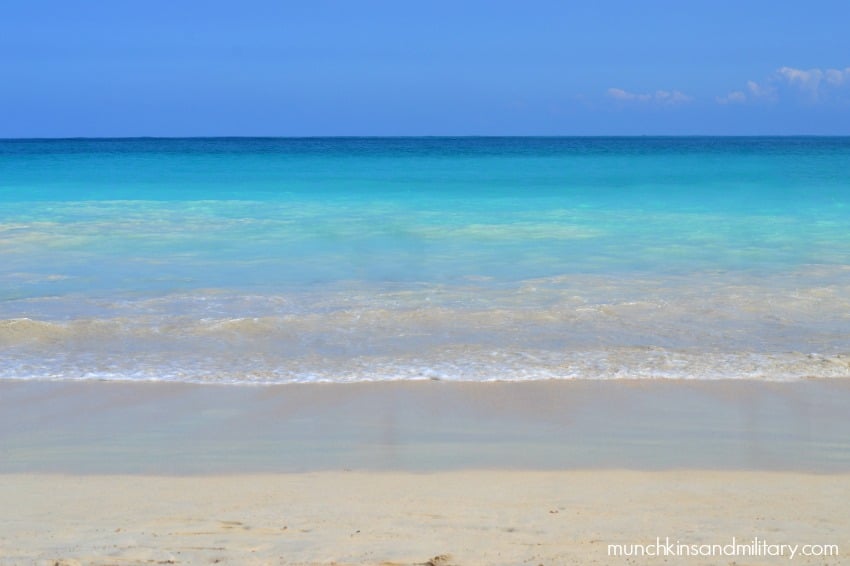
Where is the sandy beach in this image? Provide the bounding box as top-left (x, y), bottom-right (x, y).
top-left (1, 379), bottom-right (848, 564)
top-left (4, 0), bottom-right (850, 561)
top-left (1, 470), bottom-right (847, 565)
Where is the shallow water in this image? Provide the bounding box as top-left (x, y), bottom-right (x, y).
top-left (2, 137), bottom-right (849, 382)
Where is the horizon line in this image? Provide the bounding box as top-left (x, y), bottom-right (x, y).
top-left (3, 134), bottom-right (850, 141)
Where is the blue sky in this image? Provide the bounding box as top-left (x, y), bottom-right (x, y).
top-left (2, 0), bottom-right (849, 136)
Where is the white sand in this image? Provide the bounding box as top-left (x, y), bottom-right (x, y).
top-left (1, 470), bottom-right (847, 565)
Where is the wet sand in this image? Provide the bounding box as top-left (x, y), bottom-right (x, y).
top-left (2, 379), bottom-right (850, 473)
top-left (1, 379), bottom-right (849, 564)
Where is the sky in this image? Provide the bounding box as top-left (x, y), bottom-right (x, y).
top-left (2, 0), bottom-right (849, 137)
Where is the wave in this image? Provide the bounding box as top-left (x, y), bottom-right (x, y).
top-left (2, 316), bottom-right (848, 383)
top-left (3, 267), bottom-right (850, 383)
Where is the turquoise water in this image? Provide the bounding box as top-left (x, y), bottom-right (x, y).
top-left (2, 137), bottom-right (850, 381)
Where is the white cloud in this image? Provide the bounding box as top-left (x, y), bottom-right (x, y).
top-left (718, 66), bottom-right (849, 105)
top-left (654, 90), bottom-right (692, 104)
top-left (716, 90), bottom-right (746, 104)
top-left (746, 80), bottom-right (775, 99)
top-left (774, 66), bottom-right (850, 100)
top-left (777, 67), bottom-right (822, 93)
top-left (607, 88), bottom-right (650, 102)
top-left (606, 88), bottom-right (691, 105)
top-left (825, 68), bottom-right (850, 86)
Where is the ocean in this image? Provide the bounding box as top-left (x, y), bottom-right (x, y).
top-left (1, 137), bottom-right (849, 383)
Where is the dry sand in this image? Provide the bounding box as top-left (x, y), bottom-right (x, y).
top-left (0, 471), bottom-right (847, 565)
